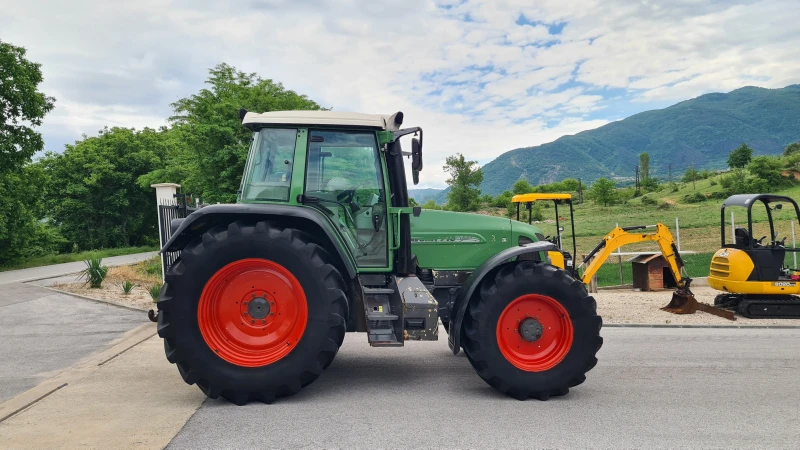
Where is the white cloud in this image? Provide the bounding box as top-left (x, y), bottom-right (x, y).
top-left (2, 0), bottom-right (799, 188)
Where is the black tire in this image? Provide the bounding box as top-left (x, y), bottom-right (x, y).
top-left (157, 221), bottom-right (348, 405)
top-left (462, 261), bottom-right (602, 400)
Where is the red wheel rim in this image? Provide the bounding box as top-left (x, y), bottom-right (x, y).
top-left (198, 258), bottom-right (307, 367)
top-left (496, 294), bottom-right (573, 372)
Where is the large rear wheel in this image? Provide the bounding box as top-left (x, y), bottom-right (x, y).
top-left (462, 261), bottom-right (602, 400)
top-left (157, 221), bottom-right (347, 405)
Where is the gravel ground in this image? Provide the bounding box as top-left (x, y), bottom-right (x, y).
top-left (595, 285), bottom-right (800, 325)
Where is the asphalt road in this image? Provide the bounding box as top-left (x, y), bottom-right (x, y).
top-left (0, 283), bottom-right (146, 401)
top-left (0, 251), bottom-right (157, 285)
top-left (168, 327), bottom-right (800, 449)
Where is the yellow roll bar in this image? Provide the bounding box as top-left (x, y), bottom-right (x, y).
top-left (512, 193), bottom-right (572, 203)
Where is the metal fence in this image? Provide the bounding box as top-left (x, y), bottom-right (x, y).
top-left (156, 193), bottom-right (198, 277)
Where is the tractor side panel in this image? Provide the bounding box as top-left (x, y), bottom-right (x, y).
top-left (410, 210), bottom-right (513, 270)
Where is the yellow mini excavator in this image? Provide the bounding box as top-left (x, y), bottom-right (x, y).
top-left (709, 194), bottom-right (800, 318)
top-left (511, 193), bottom-right (734, 320)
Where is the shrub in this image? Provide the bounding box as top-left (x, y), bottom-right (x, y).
top-left (667, 182), bottom-right (679, 193)
top-left (79, 258), bottom-right (108, 288)
top-left (718, 173), bottom-right (734, 189)
top-left (120, 280), bottom-right (136, 295)
top-left (681, 192), bottom-right (707, 204)
top-left (149, 284), bottom-right (162, 302)
top-left (641, 195), bottom-right (658, 206)
top-left (709, 179), bottom-right (717, 186)
top-left (658, 202), bottom-right (673, 210)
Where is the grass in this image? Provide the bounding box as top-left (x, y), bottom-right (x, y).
top-left (0, 246), bottom-right (157, 272)
top-left (593, 252), bottom-right (713, 287)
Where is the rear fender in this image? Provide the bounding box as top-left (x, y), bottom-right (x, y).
top-left (448, 241), bottom-right (557, 354)
top-left (161, 203), bottom-right (357, 279)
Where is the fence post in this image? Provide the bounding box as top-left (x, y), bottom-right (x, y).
top-left (151, 183), bottom-right (181, 281)
top-left (675, 217), bottom-right (681, 251)
top-left (792, 220), bottom-right (797, 269)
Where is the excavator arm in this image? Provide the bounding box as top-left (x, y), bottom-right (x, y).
top-left (579, 223), bottom-right (686, 288)
top-left (578, 223), bottom-right (734, 320)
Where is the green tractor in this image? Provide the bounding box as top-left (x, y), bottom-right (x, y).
top-left (157, 110), bottom-right (602, 404)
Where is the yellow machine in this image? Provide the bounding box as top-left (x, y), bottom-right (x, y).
top-left (709, 194), bottom-right (800, 318)
top-left (511, 193), bottom-right (576, 273)
top-left (512, 193), bottom-right (733, 319)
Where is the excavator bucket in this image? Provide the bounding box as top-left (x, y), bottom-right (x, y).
top-left (661, 289), bottom-right (735, 320)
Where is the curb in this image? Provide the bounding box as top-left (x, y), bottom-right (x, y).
top-left (0, 323), bottom-right (156, 423)
top-left (603, 323), bottom-right (800, 329)
top-left (35, 284), bottom-right (151, 313)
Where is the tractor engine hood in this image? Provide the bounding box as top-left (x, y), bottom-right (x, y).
top-left (409, 209), bottom-right (543, 271)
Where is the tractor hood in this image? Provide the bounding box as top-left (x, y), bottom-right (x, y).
top-left (409, 209), bottom-right (543, 271)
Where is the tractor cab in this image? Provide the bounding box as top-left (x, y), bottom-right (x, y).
top-left (512, 193), bottom-right (577, 274)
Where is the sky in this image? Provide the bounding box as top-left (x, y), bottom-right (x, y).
top-left (2, 0), bottom-right (800, 188)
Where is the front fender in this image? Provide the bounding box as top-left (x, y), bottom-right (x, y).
top-left (448, 241), bottom-right (557, 354)
top-left (161, 203), bottom-right (357, 279)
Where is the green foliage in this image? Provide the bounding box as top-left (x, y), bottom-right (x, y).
top-left (80, 258), bottom-right (108, 288)
top-left (511, 179), bottom-right (534, 195)
top-left (493, 190), bottom-right (513, 208)
top-left (408, 197), bottom-right (419, 207)
top-left (138, 256), bottom-right (163, 277)
top-left (479, 85), bottom-right (800, 195)
top-left (641, 176), bottom-right (660, 192)
top-left (0, 39), bottom-right (55, 173)
top-left (561, 178), bottom-right (580, 191)
top-left (444, 153), bottom-right (483, 211)
top-left (667, 182), bottom-right (680, 193)
top-left (420, 199), bottom-right (442, 210)
top-left (478, 194), bottom-right (493, 205)
top-left (641, 195), bottom-right (658, 206)
top-left (39, 127), bottom-right (169, 251)
top-left (639, 152), bottom-right (650, 181)
top-left (747, 155), bottom-right (789, 189)
top-left (588, 178), bottom-right (618, 206)
top-left (728, 143), bottom-right (754, 168)
top-left (681, 168), bottom-right (711, 183)
top-left (120, 280), bottom-right (136, 295)
top-left (783, 141), bottom-right (800, 156)
top-left (149, 284), bottom-right (162, 302)
top-left (681, 192), bottom-right (707, 204)
top-left (709, 179), bottom-right (717, 186)
top-left (163, 63), bottom-right (325, 203)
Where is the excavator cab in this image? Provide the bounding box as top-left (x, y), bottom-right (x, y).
top-left (710, 194), bottom-right (800, 318)
top-left (512, 193), bottom-right (577, 275)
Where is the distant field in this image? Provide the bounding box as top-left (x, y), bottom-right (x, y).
top-left (0, 246), bottom-right (158, 272)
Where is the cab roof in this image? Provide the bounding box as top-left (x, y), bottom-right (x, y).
top-left (242, 110), bottom-right (402, 131)
top-left (722, 193), bottom-right (798, 208)
top-left (512, 193), bottom-right (572, 203)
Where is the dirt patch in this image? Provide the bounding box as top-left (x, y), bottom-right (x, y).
top-left (53, 259), bottom-right (162, 310)
top-left (596, 286), bottom-right (800, 325)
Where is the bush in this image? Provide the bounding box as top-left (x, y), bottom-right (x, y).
top-left (667, 182), bottom-right (679, 193)
top-left (641, 195), bottom-right (658, 206)
top-left (149, 284), bottom-right (162, 302)
top-left (681, 192), bottom-right (707, 204)
top-left (709, 179), bottom-right (717, 186)
top-left (658, 202), bottom-right (673, 210)
top-left (80, 258), bottom-right (108, 288)
top-left (138, 257), bottom-right (162, 277)
top-left (120, 280), bottom-right (136, 295)
top-left (718, 173), bottom-right (734, 189)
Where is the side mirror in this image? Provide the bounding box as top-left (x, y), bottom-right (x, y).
top-left (776, 204), bottom-right (783, 210)
top-left (411, 138), bottom-right (423, 172)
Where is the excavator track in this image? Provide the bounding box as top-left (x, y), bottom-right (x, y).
top-left (715, 294), bottom-right (800, 318)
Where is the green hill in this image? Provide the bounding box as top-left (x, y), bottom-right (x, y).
top-left (479, 84), bottom-right (800, 195)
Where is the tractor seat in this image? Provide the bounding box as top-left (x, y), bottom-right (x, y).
top-left (734, 227), bottom-right (751, 247)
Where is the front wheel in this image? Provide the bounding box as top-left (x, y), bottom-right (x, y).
top-left (462, 261), bottom-right (602, 400)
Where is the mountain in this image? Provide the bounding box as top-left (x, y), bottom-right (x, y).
top-left (408, 188), bottom-right (443, 203)
top-left (479, 85), bottom-right (800, 195)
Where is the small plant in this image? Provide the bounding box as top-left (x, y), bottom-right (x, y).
top-left (121, 280), bottom-right (136, 295)
top-left (149, 284), bottom-right (162, 302)
top-left (79, 258), bottom-right (108, 288)
top-left (641, 195), bottom-right (658, 206)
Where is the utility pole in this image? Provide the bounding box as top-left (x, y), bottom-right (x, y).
top-left (692, 162), bottom-right (696, 190)
top-left (635, 165), bottom-right (640, 195)
top-left (577, 178), bottom-right (583, 203)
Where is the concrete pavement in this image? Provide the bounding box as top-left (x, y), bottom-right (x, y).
top-left (0, 251), bottom-right (157, 285)
top-left (168, 327), bottom-right (800, 449)
top-left (0, 283), bottom-right (146, 402)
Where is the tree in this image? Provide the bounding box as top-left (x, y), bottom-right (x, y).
top-left (784, 141), bottom-right (800, 156)
top-left (728, 143), bottom-right (753, 168)
top-left (511, 179), bottom-right (534, 195)
top-left (421, 199), bottom-right (441, 210)
top-left (0, 40), bottom-right (55, 173)
top-left (588, 178), bottom-right (618, 206)
top-left (443, 153), bottom-right (483, 211)
top-left (747, 156), bottom-right (787, 190)
top-left (639, 152), bottom-right (650, 181)
top-left (40, 127), bottom-right (172, 250)
top-left (165, 63), bottom-right (325, 203)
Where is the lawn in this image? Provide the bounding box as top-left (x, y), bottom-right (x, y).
top-left (0, 246), bottom-right (158, 272)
